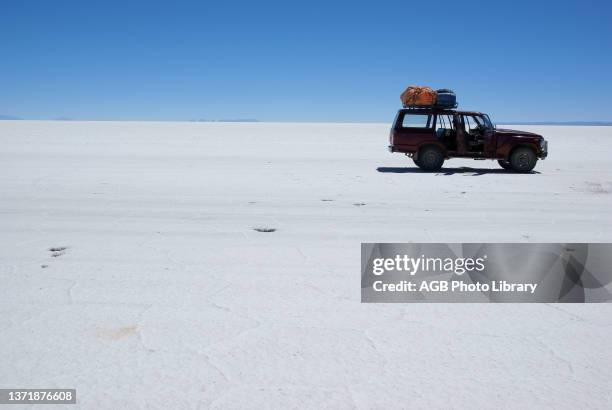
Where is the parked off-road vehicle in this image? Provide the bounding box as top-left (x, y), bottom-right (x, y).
top-left (388, 108), bottom-right (548, 172)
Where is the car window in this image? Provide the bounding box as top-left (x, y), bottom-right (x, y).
top-left (476, 114), bottom-right (492, 129)
top-left (463, 115), bottom-right (479, 131)
top-left (436, 114), bottom-right (454, 130)
top-left (402, 114), bottom-right (432, 128)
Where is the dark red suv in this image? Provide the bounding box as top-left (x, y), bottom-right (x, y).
top-left (388, 107), bottom-right (548, 172)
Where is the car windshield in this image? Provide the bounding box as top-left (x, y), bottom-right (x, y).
top-left (476, 114), bottom-right (494, 129)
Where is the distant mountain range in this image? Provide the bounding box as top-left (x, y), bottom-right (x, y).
top-left (0, 115), bottom-right (610, 125)
top-left (0, 115), bottom-right (260, 122)
top-left (499, 121), bottom-right (612, 126)
top-left (194, 118), bottom-right (259, 123)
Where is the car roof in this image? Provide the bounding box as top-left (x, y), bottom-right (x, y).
top-left (399, 108), bottom-right (484, 116)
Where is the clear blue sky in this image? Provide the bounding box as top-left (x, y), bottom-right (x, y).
top-left (1, 0), bottom-right (611, 122)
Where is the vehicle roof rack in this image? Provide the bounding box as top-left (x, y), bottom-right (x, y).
top-left (401, 106), bottom-right (458, 113)
top-left (402, 104), bottom-right (458, 110)
top-left (400, 106), bottom-right (485, 116)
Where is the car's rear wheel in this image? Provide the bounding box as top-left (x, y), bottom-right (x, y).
top-left (498, 160), bottom-right (513, 170)
top-left (510, 147), bottom-right (537, 172)
top-left (417, 146), bottom-right (444, 171)
top-left (412, 156), bottom-right (421, 167)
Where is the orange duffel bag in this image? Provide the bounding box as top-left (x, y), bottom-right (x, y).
top-left (400, 86), bottom-right (437, 107)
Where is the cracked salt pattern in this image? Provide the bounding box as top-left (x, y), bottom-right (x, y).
top-left (1, 121), bottom-right (612, 408)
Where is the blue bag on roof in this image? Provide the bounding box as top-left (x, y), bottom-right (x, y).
top-left (435, 89), bottom-right (457, 108)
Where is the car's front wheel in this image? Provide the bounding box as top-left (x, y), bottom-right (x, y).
top-left (417, 146), bottom-right (444, 171)
top-left (498, 160), bottom-right (513, 170)
top-left (510, 147), bottom-right (537, 172)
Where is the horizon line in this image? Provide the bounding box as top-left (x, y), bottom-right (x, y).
top-left (2, 117), bottom-right (612, 126)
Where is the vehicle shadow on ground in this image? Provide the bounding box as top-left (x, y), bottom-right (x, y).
top-left (377, 167), bottom-right (540, 176)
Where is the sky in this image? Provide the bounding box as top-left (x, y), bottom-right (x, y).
top-left (1, 0), bottom-right (611, 122)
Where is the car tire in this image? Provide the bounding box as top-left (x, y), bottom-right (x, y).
top-left (412, 156), bottom-right (421, 167)
top-left (417, 146), bottom-right (444, 171)
top-left (510, 147), bottom-right (537, 172)
top-left (498, 160), bottom-right (513, 170)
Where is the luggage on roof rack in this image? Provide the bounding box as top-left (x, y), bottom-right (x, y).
top-left (400, 86), bottom-right (437, 107)
top-left (435, 89), bottom-right (457, 108)
top-left (400, 86), bottom-right (458, 109)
